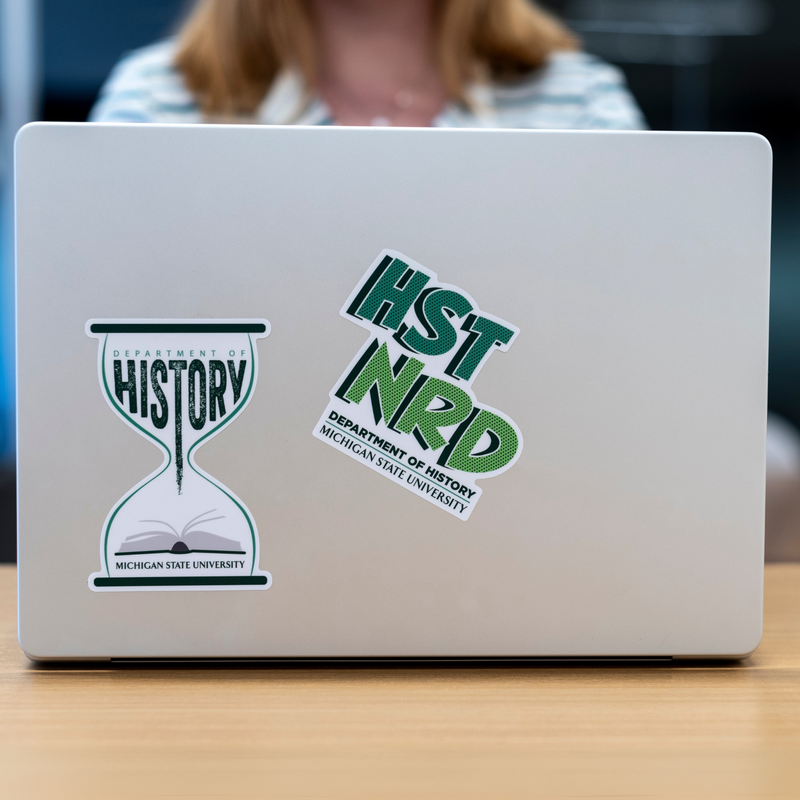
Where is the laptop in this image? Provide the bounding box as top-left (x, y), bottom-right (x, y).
top-left (15, 123), bottom-right (771, 660)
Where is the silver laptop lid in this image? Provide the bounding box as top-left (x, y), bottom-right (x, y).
top-left (16, 123), bottom-right (771, 659)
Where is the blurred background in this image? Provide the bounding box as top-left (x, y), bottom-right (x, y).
top-left (1, 0), bottom-right (799, 561)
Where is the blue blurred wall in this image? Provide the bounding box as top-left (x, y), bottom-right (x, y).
top-left (44, 0), bottom-right (185, 96)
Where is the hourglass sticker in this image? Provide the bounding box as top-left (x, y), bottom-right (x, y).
top-left (86, 320), bottom-right (271, 592)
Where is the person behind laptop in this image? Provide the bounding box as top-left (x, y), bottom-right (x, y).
top-left (90, 0), bottom-right (646, 130)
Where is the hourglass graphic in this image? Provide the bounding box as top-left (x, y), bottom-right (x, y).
top-left (86, 320), bottom-right (271, 591)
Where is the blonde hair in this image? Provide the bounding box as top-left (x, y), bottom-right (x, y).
top-left (175, 0), bottom-right (578, 117)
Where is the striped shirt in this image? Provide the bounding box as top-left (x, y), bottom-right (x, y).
top-left (90, 40), bottom-right (647, 130)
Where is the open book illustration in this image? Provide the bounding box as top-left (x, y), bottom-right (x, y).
top-left (115, 509), bottom-right (245, 556)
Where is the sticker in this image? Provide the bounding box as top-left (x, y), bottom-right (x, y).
top-left (313, 250), bottom-right (522, 521)
top-left (86, 320), bottom-right (271, 591)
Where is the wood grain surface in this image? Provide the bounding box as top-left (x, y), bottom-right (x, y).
top-left (1, 564), bottom-right (799, 799)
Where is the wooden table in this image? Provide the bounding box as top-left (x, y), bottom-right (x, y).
top-left (1, 565), bottom-right (799, 799)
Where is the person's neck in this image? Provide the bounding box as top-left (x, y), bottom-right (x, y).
top-left (309, 0), bottom-right (447, 127)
